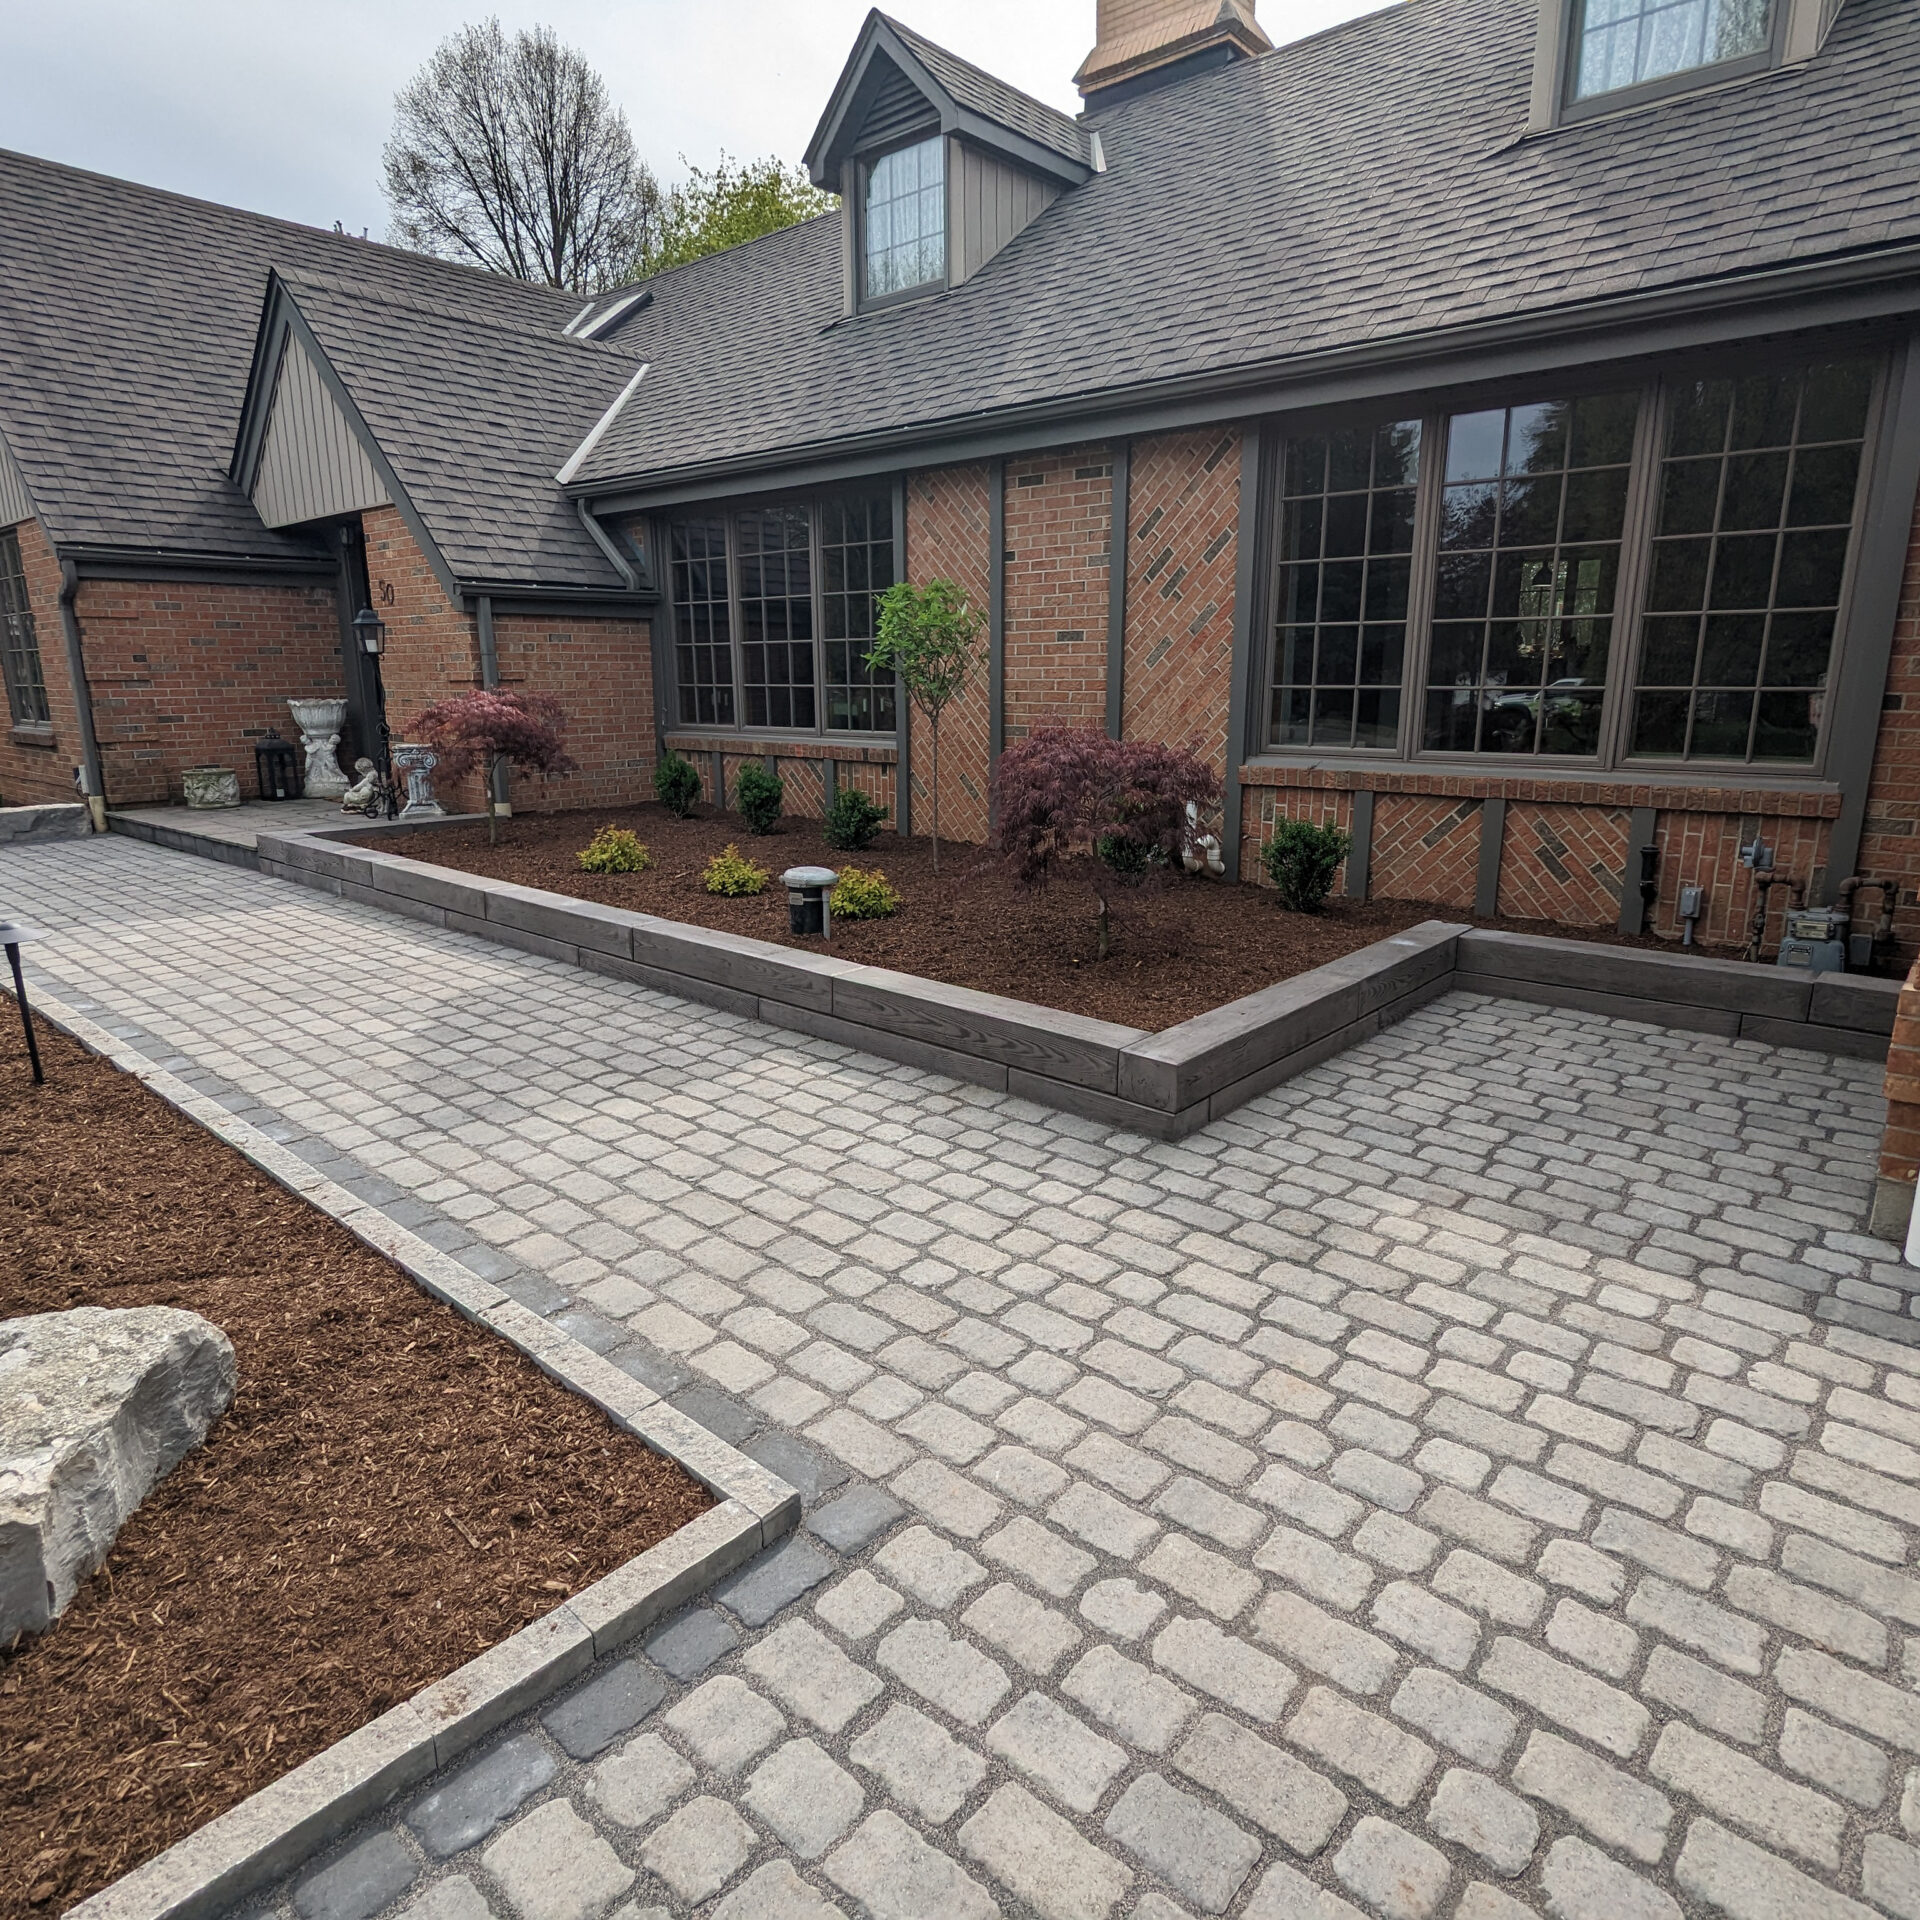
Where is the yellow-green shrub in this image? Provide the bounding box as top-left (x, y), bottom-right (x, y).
top-left (577, 826), bottom-right (651, 874)
top-left (831, 866), bottom-right (900, 920)
top-left (704, 844), bottom-right (769, 897)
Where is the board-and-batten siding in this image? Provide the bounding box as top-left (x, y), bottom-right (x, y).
top-left (950, 141), bottom-right (1061, 287)
top-left (251, 335), bottom-right (389, 530)
top-left (0, 429), bottom-right (34, 530)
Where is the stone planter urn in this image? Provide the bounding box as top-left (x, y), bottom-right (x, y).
top-left (391, 743), bottom-right (445, 818)
top-left (288, 698), bottom-right (349, 799)
top-left (181, 765), bottom-right (241, 809)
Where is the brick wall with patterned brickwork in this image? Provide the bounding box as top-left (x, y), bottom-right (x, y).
top-left (1858, 484), bottom-right (1920, 959)
top-left (0, 516), bottom-right (85, 806)
top-left (1238, 782), bottom-right (1354, 890)
top-left (1497, 800), bottom-right (1629, 925)
top-left (0, 507), bottom-right (344, 808)
top-left (904, 465), bottom-right (993, 847)
top-left (1003, 444), bottom-right (1113, 749)
top-left (1122, 429), bottom-right (1241, 781)
top-left (364, 507), bottom-right (654, 815)
top-left (1372, 795), bottom-right (1482, 908)
top-left (1877, 955), bottom-right (1920, 1237)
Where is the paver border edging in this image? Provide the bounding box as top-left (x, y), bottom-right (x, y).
top-left (15, 988), bottom-right (799, 1920)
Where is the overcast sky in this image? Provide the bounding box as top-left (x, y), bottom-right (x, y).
top-left (9, 1), bottom-right (1388, 240)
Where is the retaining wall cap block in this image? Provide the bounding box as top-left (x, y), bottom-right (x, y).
top-left (0, 803), bottom-right (90, 845)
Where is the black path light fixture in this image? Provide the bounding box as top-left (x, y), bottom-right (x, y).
top-left (0, 919), bottom-right (46, 1085)
top-left (353, 607), bottom-right (399, 820)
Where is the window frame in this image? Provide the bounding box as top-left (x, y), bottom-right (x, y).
top-left (660, 489), bottom-right (900, 743)
top-left (855, 133), bottom-right (950, 312)
top-left (1256, 342), bottom-right (1890, 782)
top-left (0, 526), bottom-right (51, 731)
top-left (1558, 0), bottom-right (1787, 122)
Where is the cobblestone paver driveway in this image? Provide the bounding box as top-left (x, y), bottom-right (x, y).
top-left (8, 834), bottom-right (1920, 1920)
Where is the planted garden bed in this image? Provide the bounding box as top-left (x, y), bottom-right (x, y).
top-left (0, 1021), bottom-right (712, 1918)
top-left (351, 802), bottom-right (1731, 1031)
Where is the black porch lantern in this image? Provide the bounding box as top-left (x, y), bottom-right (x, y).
top-left (354, 607), bottom-right (387, 656)
top-left (254, 727), bottom-right (302, 801)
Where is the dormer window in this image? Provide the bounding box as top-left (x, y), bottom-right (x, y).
top-left (1570, 0), bottom-right (1776, 105)
top-left (861, 136), bottom-right (946, 304)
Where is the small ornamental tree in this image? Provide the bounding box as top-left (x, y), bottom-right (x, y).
top-left (409, 688), bottom-right (575, 846)
top-left (866, 579), bottom-right (985, 876)
top-left (994, 727), bottom-right (1220, 960)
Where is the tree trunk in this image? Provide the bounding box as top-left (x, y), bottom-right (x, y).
top-left (1096, 890), bottom-right (1110, 962)
top-left (928, 716), bottom-right (940, 878)
top-left (486, 753), bottom-right (501, 847)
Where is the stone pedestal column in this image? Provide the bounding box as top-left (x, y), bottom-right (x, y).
top-left (1874, 954), bottom-right (1920, 1244)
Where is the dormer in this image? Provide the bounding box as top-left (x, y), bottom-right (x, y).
top-left (1529, 0), bottom-right (1848, 128)
top-left (805, 11), bottom-right (1094, 315)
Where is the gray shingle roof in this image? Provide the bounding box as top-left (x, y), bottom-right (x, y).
top-left (278, 275), bottom-right (639, 589)
top-left (576, 0), bottom-right (1920, 492)
top-left (0, 148), bottom-right (577, 562)
top-left (878, 13), bottom-right (1091, 168)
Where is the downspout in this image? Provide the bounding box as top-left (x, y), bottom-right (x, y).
top-left (474, 592), bottom-right (509, 813)
top-left (575, 499), bottom-right (639, 591)
top-left (57, 560), bottom-right (107, 830)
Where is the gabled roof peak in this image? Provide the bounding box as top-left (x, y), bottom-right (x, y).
top-left (805, 10), bottom-right (1091, 190)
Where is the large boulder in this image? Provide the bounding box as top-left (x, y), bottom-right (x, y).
top-left (0, 1305), bottom-right (236, 1645)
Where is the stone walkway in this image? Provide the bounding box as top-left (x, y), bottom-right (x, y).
top-left (7, 832), bottom-right (1920, 1920)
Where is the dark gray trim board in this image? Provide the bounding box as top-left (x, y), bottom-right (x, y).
top-left (1222, 428), bottom-right (1267, 883)
top-left (230, 822), bottom-right (1900, 1141)
top-left (1105, 440), bottom-right (1130, 739)
top-left (578, 252), bottom-right (1920, 514)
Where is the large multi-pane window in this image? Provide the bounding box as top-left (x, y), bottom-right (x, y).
top-left (1630, 362), bottom-right (1872, 763)
top-left (1571, 0), bottom-right (1775, 101)
top-left (862, 137), bottom-right (945, 301)
top-left (1271, 422), bottom-right (1420, 751)
top-left (1, 529), bottom-right (50, 728)
top-left (1264, 350), bottom-right (1880, 772)
top-left (1424, 393), bottom-right (1637, 757)
top-left (667, 494), bottom-right (896, 735)
top-left (670, 518), bottom-right (734, 727)
top-left (821, 496), bottom-right (898, 732)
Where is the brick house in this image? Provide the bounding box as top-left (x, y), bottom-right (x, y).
top-left (5, 0), bottom-right (1920, 956)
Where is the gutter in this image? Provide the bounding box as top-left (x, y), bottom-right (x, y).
top-left (57, 560), bottom-right (107, 830)
top-left (474, 592), bottom-right (510, 813)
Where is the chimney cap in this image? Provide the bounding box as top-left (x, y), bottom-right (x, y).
top-left (1076, 0), bottom-right (1272, 103)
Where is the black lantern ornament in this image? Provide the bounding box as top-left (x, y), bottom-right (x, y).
top-left (353, 607), bottom-right (399, 820)
top-left (254, 727), bottom-right (302, 801)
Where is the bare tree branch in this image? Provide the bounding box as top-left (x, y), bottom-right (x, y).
top-left (382, 19), bottom-right (659, 293)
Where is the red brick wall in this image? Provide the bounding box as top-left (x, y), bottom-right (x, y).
top-left (1123, 429), bottom-right (1241, 782)
top-left (1374, 796), bottom-right (1481, 909)
top-left (363, 506), bottom-right (654, 815)
top-left (1859, 484), bottom-right (1920, 956)
top-left (0, 517), bottom-right (344, 808)
top-left (903, 465), bottom-right (993, 847)
top-left (1239, 783), bottom-right (1354, 889)
top-left (1496, 801), bottom-right (1629, 925)
top-left (1003, 445), bottom-right (1113, 745)
top-left (0, 517), bottom-right (81, 806)
top-left (1646, 809), bottom-right (1832, 949)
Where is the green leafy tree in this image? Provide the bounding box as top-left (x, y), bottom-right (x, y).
top-left (640, 154), bottom-right (834, 275)
top-left (866, 580), bottom-right (986, 877)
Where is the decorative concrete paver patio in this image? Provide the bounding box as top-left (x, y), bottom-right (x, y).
top-left (7, 832), bottom-right (1920, 1920)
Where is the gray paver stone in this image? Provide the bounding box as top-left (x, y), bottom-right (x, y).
top-left (1541, 1836), bottom-right (1681, 1920)
top-left (743, 1737), bottom-right (866, 1858)
top-left (807, 1484), bottom-right (907, 1553)
top-left (959, 1781), bottom-right (1134, 1920)
top-left (1331, 1816), bottom-right (1452, 1920)
top-left (1427, 1768), bottom-right (1539, 1877)
top-left (874, 1524), bottom-right (989, 1608)
top-left (745, 1428), bottom-right (848, 1500)
top-left (1062, 1643), bottom-right (1198, 1751)
top-left (483, 1801), bottom-right (636, 1920)
top-left (637, 1795), bottom-right (758, 1905)
top-left (1171, 1711), bottom-right (1348, 1856)
top-left (294, 1833), bottom-right (417, 1920)
top-left (663, 1674), bottom-right (786, 1775)
top-left (588, 1730), bottom-right (695, 1829)
top-left (876, 1616), bottom-right (1011, 1725)
top-left (1103, 1772), bottom-right (1262, 1915)
top-left (1288, 1685), bottom-right (1437, 1807)
top-left (1242, 1860), bottom-right (1367, 1918)
top-left (825, 1810), bottom-right (998, 1920)
top-left (848, 1701), bottom-right (988, 1823)
top-left (986, 1691), bottom-right (1129, 1814)
top-left (395, 1879), bottom-right (493, 1920)
top-left (542, 1659), bottom-right (667, 1759)
top-left (406, 1735), bottom-right (556, 1858)
top-left (1389, 1668), bottom-right (1518, 1768)
top-left (742, 1618), bottom-right (885, 1733)
top-left (817, 1568), bottom-right (906, 1641)
top-left (1863, 1833), bottom-right (1920, 1920)
top-left (644, 1607), bottom-right (740, 1681)
top-left (1080, 1576), bottom-right (1166, 1641)
top-left (1780, 1707), bottom-right (1890, 1810)
top-left (710, 1859), bottom-right (844, 1920)
top-left (714, 1534), bottom-right (838, 1626)
top-left (1511, 1730), bottom-right (1673, 1864)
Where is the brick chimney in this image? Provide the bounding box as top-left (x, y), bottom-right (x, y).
top-left (1076, 0), bottom-right (1273, 105)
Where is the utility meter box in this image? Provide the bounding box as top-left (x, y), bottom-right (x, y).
top-left (1777, 908), bottom-right (1848, 974)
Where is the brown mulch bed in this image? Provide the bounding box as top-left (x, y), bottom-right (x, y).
top-left (354, 803), bottom-right (1737, 1031)
top-left (0, 1020), bottom-right (713, 1918)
